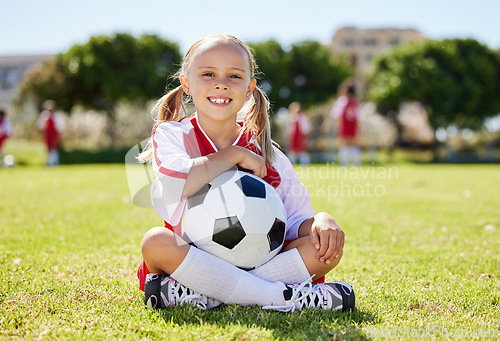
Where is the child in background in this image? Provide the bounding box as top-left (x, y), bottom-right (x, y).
top-left (287, 102), bottom-right (311, 165)
top-left (322, 81), bottom-right (360, 166)
top-left (0, 109), bottom-right (12, 164)
top-left (138, 34), bottom-right (355, 312)
top-left (37, 100), bottom-right (65, 166)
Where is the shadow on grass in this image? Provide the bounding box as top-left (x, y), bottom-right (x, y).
top-left (158, 304), bottom-right (377, 340)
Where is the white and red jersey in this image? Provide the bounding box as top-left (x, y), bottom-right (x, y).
top-left (288, 113), bottom-right (311, 153)
top-left (0, 116), bottom-right (11, 151)
top-left (330, 95), bottom-right (359, 138)
top-left (36, 110), bottom-right (65, 149)
top-left (150, 113), bottom-right (315, 241)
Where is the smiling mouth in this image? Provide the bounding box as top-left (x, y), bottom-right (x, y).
top-left (208, 97), bottom-right (232, 104)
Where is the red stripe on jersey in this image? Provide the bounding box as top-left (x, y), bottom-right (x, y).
top-left (152, 125), bottom-right (189, 179)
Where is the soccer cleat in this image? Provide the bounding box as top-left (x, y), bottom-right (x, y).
top-left (144, 273), bottom-right (222, 310)
top-left (263, 278), bottom-right (355, 312)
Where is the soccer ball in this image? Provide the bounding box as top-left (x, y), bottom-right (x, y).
top-left (3, 154), bottom-right (15, 168)
top-left (177, 170), bottom-right (287, 270)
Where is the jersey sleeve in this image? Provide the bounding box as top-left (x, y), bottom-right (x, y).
top-left (36, 111), bottom-right (48, 130)
top-left (330, 96), bottom-right (348, 119)
top-left (299, 114), bottom-right (312, 134)
top-left (2, 119), bottom-right (11, 136)
top-left (273, 146), bottom-right (315, 240)
top-left (55, 112), bottom-right (66, 133)
top-left (150, 121), bottom-right (198, 226)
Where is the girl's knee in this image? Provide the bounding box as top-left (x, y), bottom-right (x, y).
top-left (141, 227), bottom-right (190, 274)
top-left (142, 226), bottom-right (164, 249)
top-left (141, 226), bottom-right (177, 255)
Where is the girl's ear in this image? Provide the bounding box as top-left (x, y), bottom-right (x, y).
top-left (246, 78), bottom-right (257, 99)
top-left (179, 74), bottom-right (191, 95)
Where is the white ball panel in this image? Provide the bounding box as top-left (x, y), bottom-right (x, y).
top-left (208, 235), bottom-right (271, 268)
top-left (265, 188), bottom-right (287, 222)
top-left (237, 197), bottom-right (276, 235)
top-left (181, 206), bottom-right (215, 246)
top-left (210, 169), bottom-right (241, 187)
top-left (203, 184), bottom-right (244, 219)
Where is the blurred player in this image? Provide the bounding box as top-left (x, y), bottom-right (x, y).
top-left (287, 102), bottom-right (311, 165)
top-left (322, 81), bottom-right (360, 166)
top-left (0, 108), bottom-right (12, 165)
top-left (37, 100), bottom-right (65, 166)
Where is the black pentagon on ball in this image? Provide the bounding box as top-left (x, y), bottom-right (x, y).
top-left (213, 216), bottom-right (246, 249)
top-left (187, 183), bottom-right (211, 209)
top-left (236, 175), bottom-right (266, 198)
top-left (267, 218), bottom-right (286, 251)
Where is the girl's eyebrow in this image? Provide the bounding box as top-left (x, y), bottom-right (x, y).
top-left (199, 66), bottom-right (246, 73)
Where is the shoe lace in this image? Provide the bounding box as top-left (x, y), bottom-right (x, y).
top-left (162, 278), bottom-right (208, 310)
top-left (263, 278), bottom-right (344, 312)
top-left (179, 294), bottom-right (208, 310)
top-left (263, 277), bottom-right (315, 312)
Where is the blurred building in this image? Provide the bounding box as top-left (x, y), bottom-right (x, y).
top-left (329, 27), bottom-right (426, 96)
top-left (0, 54), bottom-right (54, 108)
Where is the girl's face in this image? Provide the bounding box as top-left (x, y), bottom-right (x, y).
top-left (180, 41), bottom-right (256, 126)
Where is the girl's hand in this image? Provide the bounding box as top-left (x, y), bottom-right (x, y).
top-left (233, 146), bottom-right (267, 178)
top-left (309, 212), bottom-right (345, 264)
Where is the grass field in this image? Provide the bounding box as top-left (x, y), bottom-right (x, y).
top-left (1, 159), bottom-right (499, 340)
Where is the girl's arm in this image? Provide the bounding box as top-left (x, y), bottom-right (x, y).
top-left (182, 146), bottom-right (267, 197)
top-left (298, 212), bottom-right (345, 264)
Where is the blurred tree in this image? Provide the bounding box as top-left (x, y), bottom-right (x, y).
top-left (250, 40), bottom-right (288, 110)
top-left (251, 40), bottom-right (353, 111)
top-left (16, 58), bottom-right (74, 111)
top-left (285, 41), bottom-right (353, 109)
top-left (18, 33), bottom-right (181, 147)
top-left (367, 39), bottom-right (500, 132)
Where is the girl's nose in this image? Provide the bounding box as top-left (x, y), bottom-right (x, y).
top-left (214, 79), bottom-right (229, 90)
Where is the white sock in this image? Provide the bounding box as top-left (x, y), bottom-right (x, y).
top-left (350, 146), bottom-right (360, 166)
top-left (48, 149), bottom-right (59, 166)
top-left (250, 249), bottom-right (311, 284)
top-left (339, 146), bottom-right (349, 166)
top-left (171, 247), bottom-right (287, 307)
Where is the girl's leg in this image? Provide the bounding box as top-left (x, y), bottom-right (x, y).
top-left (141, 226), bottom-right (190, 275)
top-left (250, 248), bottom-right (311, 284)
top-left (282, 235), bottom-right (343, 281)
top-left (350, 146), bottom-right (361, 166)
top-left (142, 227), bottom-right (354, 312)
top-left (338, 145), bottom-right (349, 166)
top-left (54, 149), bottom-right (60, 166)
top-left (141, 226), bottom-right (287, 307)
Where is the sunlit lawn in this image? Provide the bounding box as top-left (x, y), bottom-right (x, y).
top-left (0, 148), bottom-right (499, 339)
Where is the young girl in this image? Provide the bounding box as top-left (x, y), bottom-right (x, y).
top-left (36, 100), bottom-right (65, 166)
top-left (322, 80), bottom-right (360, 166)
top-left (0, 109), bottom-right (11, 161)
top-left (287, 102), bottom-right (311, 165)
top-left (138, 34), bottom-right (355, 312)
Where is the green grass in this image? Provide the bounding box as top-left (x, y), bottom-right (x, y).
top-left (1, 161), bottom-right (499, 340)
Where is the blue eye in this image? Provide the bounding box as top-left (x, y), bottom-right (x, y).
top-left (230, 74), bottom-right (242, 79)
top-left (203, 72), bottom-right (215, 77)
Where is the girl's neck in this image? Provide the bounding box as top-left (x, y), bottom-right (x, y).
top-left (197, 114), bottom-right (241, 150)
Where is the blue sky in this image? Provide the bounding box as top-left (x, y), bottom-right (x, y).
top-left (1, 0), bottom-right (499, 55)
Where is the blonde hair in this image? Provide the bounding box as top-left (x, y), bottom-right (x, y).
top-left (139, 34), bottom-right (275, 163)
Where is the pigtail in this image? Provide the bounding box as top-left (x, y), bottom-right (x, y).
top-left (137, 85), bottom-right (186, 163)
top-left (153, 85), bottom-right (186, 124)
top-left (242, 86), bottom-right (275, 164)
